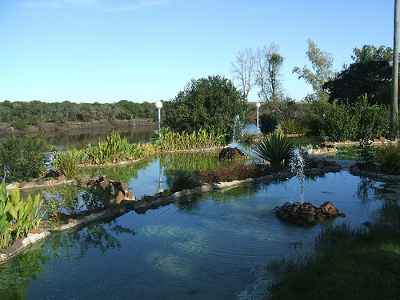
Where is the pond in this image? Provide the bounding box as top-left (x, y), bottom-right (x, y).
top-left (0, 127), bottom-right (394, 299)
top-left (0, 154), bottom-right (394, 299)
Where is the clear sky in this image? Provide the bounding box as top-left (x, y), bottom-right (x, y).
top-left (0, 0), bottom-right (395, 104)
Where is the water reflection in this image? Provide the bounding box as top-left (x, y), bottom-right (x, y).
top-left (0, 219), bottom-right (134, 299)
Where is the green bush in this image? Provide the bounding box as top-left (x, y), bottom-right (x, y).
top-left (10, 121), bottom-right (26, 131)
top-left (282, 119), bottom-right (310, 134)
top-left (251, 132), bottom-right (294, 166)
top-left (320, 96), bottom-right (390, 142)
top-left (170, 170), bottom-right (201, 192)
top-left (0, 135), bottom-right (47, 182)
top-left (259, 114), bottom-right (278, 134)
top-left (200, 163), bottom-right (261, 183)
top-left (377, 144), bottom-right (400, 174)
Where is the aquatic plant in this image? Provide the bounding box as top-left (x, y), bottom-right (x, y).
top-left (56, 152), bottom-right (78, 179)
top-left (251, 132), bottom-right (294, 166)
top-left (0, 180), bottom-right (45, 250)
top-left (159, 128), bottom-right (225, 151)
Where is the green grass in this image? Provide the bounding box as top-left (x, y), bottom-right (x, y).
top-left (263, 201), bottom-right (400, 300)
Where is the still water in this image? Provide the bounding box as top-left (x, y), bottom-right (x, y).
top-left (0, 126), bottom-right (395, 299)
top-left (0, 165), bottom-right (392, 299)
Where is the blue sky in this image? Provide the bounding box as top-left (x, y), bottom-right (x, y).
top-left (0, 0), bottom-right (395, 103)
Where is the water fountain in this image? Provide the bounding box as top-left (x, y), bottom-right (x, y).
top-left (232, 114), bottom-right (242, 144)
top-left (289, 147), bottom-right (306, 203)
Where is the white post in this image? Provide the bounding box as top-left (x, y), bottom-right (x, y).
top-left (256, 102), bottom-right (261, 134)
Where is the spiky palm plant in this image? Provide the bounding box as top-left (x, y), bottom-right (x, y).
top-left (251, 132), bottom-right (294, 166)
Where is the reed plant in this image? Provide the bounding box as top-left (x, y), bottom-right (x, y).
top-left (160, 128), bottom-right (225, 151)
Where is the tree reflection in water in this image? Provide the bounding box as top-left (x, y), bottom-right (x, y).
top-left (0, 219), bottom-right (135, 299)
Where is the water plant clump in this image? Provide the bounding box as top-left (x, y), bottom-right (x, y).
top-left (0, 180), bottom-right (45, 251)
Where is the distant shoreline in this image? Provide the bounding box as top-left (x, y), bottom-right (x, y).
top-left (0, 118), bottom-right (157, 135)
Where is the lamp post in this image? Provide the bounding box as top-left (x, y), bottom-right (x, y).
top-left (155, 100), bottom-right (163, 140)
top-left (255, 102), bottom-right (261, 134)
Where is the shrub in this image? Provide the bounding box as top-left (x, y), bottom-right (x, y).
top-left (376, 144), bottom-right (400, 175)
top-left (282, 119), bottom-right (310, 135)
top-left (10, 121), bottom-right (26, 130)
top-left (0, 135), bottom-right (47, 182)
top-left (251, 132), bottom-right (294, 166)
top-left (170, 170), bottom-right (201, 192)
top-left (200, 163), bottom-right (261, 183)
top-left (259, 114), bottom-right (278, 134)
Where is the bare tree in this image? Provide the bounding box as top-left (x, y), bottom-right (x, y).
top-left (255, 43), bottom-right (284, 102)
top-left (231, 47), bottom-right (255, 101)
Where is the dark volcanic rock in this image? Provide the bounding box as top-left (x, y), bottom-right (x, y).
top-left (274, 201), bottom-right (345, 226)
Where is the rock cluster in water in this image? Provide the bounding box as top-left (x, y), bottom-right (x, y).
top-left (219, 147), bottom-right (249, 161)
top-left (274, 201), bottom-right (346, 226)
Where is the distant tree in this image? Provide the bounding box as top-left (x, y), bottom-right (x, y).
top-left (231, 47), bottom-right (256, 101)
top-left (293, 39), bottom-right (335, 101)
top-left (164, 76), bottom-right (246, 143)
top-left (255, 43), bottom-right (284, 102)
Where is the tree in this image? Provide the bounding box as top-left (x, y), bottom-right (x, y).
top-left (255, 43), bottom-right (284, 102)
top-left (163, 76), bottom-right (247, 143)
top-left (231, 47), bottom-right (255, 101)
top-left (352, 45), bottom-right (393, 63)
top-left (293, 39), bottom-right (335, 101)
top-left (323, 60), bottom-right (392, 105)
top-left (323, 45), bottom-right (393, 105)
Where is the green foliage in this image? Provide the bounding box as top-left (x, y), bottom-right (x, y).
top-left (251, 132), bottom-right (294, 165)
top-left (169, 170), bottom-right (201, 192)
top-left (159, 128), bottom-right (225, 151)
top-left (377, 144), bottom-right (400, 175)
top-left (0, 180), bottom-right (45, 250)
top-left (259, 114), bottom-right (278, 134)
top-left (200, 163), bottom-right (261, 183)
top-left (58, 131), bottom-right (152, 165)
top-left (164, 75), bottom-right (247, 143)
top-left (56, 152), bottom-right (78, 179)
top-left (0, 135), bottom-right (47, 182)
top-left (10, 121), bottom-right (27, 131)
top-left (0, 100), bottom-right (158, 124)
top-left (292, 39), bottom-right (334, 102)
top-left (321, 101), bottom-right (358, 141)
top-left (282, 119), bottom-right (310, 134)
top-left (358, 140), bottom-right (374, 164)
top-left (320, 96), bottom-right (390, 141)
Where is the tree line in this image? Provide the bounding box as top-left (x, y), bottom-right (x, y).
top-left (232, 40), bottom-right (396, 105)
top-left (0, 100), bottom-right (159, 126)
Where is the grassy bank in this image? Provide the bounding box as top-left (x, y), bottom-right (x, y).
top-left (250, 200), bottom-right (400, 300)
